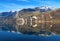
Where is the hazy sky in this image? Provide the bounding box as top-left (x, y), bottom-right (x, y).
top-left (0, 0), bottom-right (60, 12)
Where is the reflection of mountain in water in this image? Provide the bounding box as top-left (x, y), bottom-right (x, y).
top-left (0, 6), bottom-right (60, 35)
top-left (0, 11), bottom-right (17, 32)
top-left (16, 8), bottom-right (60, 35)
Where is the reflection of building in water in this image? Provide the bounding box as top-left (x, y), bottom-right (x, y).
top-left (15, 12), bottom-right (53, 34)
top-left (0, 9), bottom-right (60, 35)
top-left (29, 14), bottom-right (53, 31)
top-left (16, 18), bottom-right (25, 25)
top-left (50, 9), bottom-right (60, 35)
top-left (29, 16), bottom-right (38, 27)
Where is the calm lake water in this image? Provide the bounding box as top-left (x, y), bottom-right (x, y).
top-left (0, 31), bottom-right (60, 41)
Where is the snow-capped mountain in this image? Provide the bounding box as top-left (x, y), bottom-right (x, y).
top-left (0, 6), bottom-right (52, 17)
top-left (19, 6), bottom-right (52, 13)
top-left (39, 6), bottom-right (52, 12)
top-left (0, 11), bottom-right (17, 17)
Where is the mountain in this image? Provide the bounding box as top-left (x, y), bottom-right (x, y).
top-left (0, 6), bottom-right (52, 17)
top-left (20, 8), bottom-right (36, 12)
top-left (19, 6), bottom-right (52, 13)
top-left (39, 6), bottom-right (52, 12)
top-left (0, 11), bottom-right (17, 18)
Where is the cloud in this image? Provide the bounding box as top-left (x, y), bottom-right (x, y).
top-left (0, 3), bottom-right (36, 12)
top-left (0, 0), bottom-right (60, 12)
top-left (17, 0), bottom-right (29, 2)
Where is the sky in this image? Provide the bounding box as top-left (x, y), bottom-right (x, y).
top-left (0, 0), bottom-right (60, 12)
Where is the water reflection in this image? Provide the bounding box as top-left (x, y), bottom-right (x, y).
top-left (0, 12), bottom-right (60, 36)
top-left (15, 14), bottom-right (54, 35)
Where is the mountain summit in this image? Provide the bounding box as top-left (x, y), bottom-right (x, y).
top-left (20, 6), bottom-right (52, 13)
top-left (39, 6), bottom-right (52, 12)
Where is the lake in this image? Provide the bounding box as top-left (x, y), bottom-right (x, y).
top-left (0, 31), bottom-right (60, 41)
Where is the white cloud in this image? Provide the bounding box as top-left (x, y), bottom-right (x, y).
top-left (17, 0), bottom-right (29, 2)
top-left (0, 3), bottom-right (36, 12)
